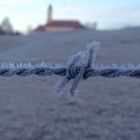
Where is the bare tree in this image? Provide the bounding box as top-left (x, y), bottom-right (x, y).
top-left (1, 17), bottom-right (13, 34)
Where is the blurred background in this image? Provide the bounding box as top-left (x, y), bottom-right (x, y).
top-left (0, 0), bottom-right (140, 34)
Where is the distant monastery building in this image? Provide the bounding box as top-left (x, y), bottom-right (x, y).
top-left (35, 5), bottom-right (85, 32)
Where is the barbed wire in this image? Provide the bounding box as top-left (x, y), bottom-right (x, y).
top-left (0, 41), bottom-right (140, 96)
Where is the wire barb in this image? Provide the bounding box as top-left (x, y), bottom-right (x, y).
top-left (54, 41), bottom-right (100, 95)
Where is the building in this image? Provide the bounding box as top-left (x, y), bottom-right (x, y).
top-left (35, 5), bottom-right (85, 32)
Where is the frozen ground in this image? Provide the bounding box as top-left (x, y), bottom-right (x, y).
top-left (0, 29), bottom-right (140, 140)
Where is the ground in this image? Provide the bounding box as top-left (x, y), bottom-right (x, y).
top-left (0, 29), bottom-right (140, 140)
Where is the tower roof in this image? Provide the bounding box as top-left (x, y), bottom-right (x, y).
top-left (48, 4), bottom-right (52, 10)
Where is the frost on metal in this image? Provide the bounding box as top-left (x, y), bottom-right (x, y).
top-left (0, 41), bottom-right (140, 96)
top-left (54, 41), bottom-right (100, 96)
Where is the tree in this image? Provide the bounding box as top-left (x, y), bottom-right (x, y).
top-left (85, 22), bottom-right (97, 31)
top-left (1, 17), bottom-right (13, 34)
top-left (27, 25), bottom-right (33, 34)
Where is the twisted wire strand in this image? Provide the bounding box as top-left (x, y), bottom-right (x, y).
top-left (0, 63), bottom-right (140, 78)
top-left (0, 41), bottom-right (139, 95)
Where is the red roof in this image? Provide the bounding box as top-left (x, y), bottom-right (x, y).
top-left (46, 20), bottom-right (83, 28)
top-left (35, 25), bottom-right (46, 31)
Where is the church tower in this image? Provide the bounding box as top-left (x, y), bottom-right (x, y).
top-left (47, 4), bottom-right (53, 23)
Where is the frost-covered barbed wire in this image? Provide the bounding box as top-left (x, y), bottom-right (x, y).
top-left (0, 41), bottom-right (140, 96)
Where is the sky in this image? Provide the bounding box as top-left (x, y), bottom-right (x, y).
top-left (0, 0), bottom-right (140, 32)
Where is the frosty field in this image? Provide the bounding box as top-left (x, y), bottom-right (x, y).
top-left (0, 29), bottom-right (140, 140)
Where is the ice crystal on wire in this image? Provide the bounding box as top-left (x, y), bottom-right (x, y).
top-left (0, 41), bottom-right (140, 96)
top-left (54, 41), bottom-right (100, 96)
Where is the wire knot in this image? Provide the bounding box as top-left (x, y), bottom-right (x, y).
top-left (55, 41), bottom-right (100, 96)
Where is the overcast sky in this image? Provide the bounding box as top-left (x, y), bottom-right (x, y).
top-left (0, 0), bottom-right (140, 32)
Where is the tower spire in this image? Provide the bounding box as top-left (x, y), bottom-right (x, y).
top-left (47, 4), bottom-right (53, 23)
